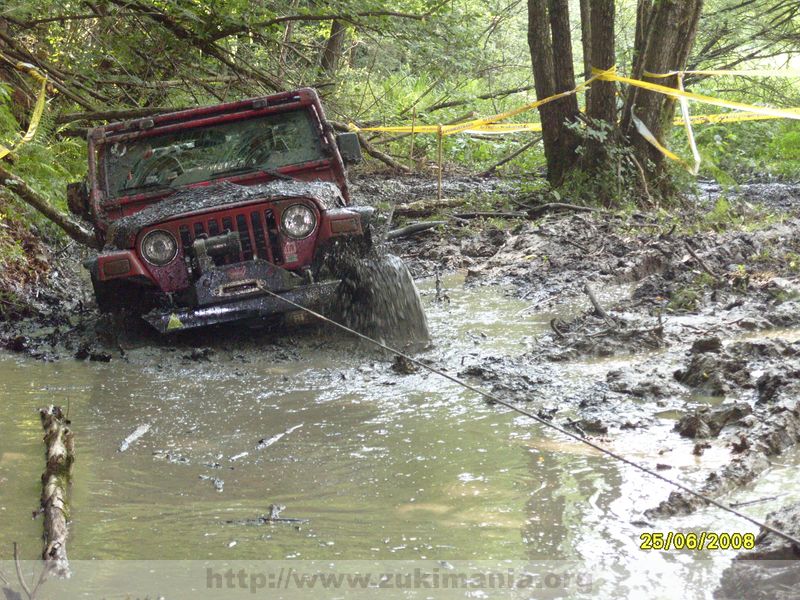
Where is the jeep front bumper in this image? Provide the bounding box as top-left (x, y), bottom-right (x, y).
top-left (143, 280), bottom-right (339, 333)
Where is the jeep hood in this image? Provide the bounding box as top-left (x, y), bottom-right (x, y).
top-left (106, 180), bottom-right (345, 249)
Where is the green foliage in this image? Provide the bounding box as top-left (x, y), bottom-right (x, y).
top-left (667, 286), bottom-right (701, 312)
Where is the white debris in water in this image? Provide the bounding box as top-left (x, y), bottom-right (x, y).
top-left (229, 451), bottom-right (249, 461)
top-left (228, 541), bottom-right (237, 548)
top-left (256, 423), bottom-right (303, 450)
top-left (118, 423), bottom-right (151, 452)
top-left (458, 472), bottom-right (485, 482)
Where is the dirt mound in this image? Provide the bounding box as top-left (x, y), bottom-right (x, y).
top-left (715, 502), bottom-right (800, 599)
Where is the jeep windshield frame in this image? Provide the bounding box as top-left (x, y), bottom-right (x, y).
top-left (101, 108), bottom-right (324, 200)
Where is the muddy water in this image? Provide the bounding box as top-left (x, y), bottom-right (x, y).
top-left (1, 275), bottom-right (799, 598)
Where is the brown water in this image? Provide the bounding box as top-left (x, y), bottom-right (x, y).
top-left (1, 275), bottom-right (798, 598)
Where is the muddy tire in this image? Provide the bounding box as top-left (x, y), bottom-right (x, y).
top-left (91, 276), bottom-right (153, 314)
top-left (332, 253), bottom-right (429, 344)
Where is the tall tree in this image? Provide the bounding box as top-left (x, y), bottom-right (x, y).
top-left (620, 0), bottom-right (704, 183)
top-left (320, 20), bottom-right (349, 77)
top-left (527, 0), bottom-right (704, 196)
top-left (583, 0), bottom-right (615, 172)
top-left (527, 0), bottom-right (580, 185)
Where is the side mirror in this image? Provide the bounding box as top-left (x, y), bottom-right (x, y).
top-left (66, 181), bottom-right (90, 219)
top-left (336, 132), bottom-right (362, 165)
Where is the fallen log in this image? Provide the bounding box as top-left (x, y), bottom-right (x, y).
top-left (386, 221), bottom-right (447, 240)
top-left (526, 202), bottom-right (603, 219)
top-left (0, 165), bottom-right (99, 249)
top-left (39, 406), bottom-right (74, 578)
top-left (452, 211), bottom-right (527, 220)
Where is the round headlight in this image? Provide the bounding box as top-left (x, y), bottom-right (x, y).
top-left (140, 229), bottom-right (178, 266)
top-left (281, 204), bottom-right (317, 239)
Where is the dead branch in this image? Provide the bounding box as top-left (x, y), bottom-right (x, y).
top-left (10, 543), bottom-right (47, 600)
top-left (584, 283), bottom-right (612, 322)
top-left (0, 31), bottom-right (97, 111)
top-left (13, 543), bottom-right (32, 598)
top-left (107, 0), bottom-right (282, 91)
top-left (684, 241), bottom-right (720, 280)
top-left (550, 318), bottom-right (565, 338)
top-left (527, 202), bottom-right (604, 219)
top-left (423, 84), bottom-right (536, 113)
top-left (386, 221), bottom-right (447, 240)
top-left (329, 121), bottom-right (411, 172)
top-left (39, 406), bottom-right (74, 578)
top-left (452, 211), bottom-right (527, 219)
top-left (56, 106), bottom-right (189, 125)
top-left (480, 136), bottom-right (542, 176)
top-left (0, 166), bottom-right (99, 249)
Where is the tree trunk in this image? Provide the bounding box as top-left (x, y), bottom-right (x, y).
top-left (578, 0), bottom-right (592, 104)
top-left (583, 0), bottom-right (616, 172)
top-left (527, 0), bottom-right (580, 185)
top-left (320, 20), bottom-right (348, 77)
top-left (621, 0), bottom-right (704, 181)
top-left (278, 0), bottom-right (300, 79)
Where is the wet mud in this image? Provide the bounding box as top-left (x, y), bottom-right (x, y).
top-left (2, 173), bottom-right (800, 594)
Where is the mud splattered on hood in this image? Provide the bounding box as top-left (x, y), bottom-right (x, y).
top-left (107, 180), bottom-right (345, 249)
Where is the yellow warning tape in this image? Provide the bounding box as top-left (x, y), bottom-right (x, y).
top-left (349, 68), bottom-right (613, 137)
top-left (594, 67), bottom-right (800, 122)
top-left (630, 109), bottom-right (690, 168)
top-left (644, 69), bottom-right (800, 79)
top-left (599, 67), bottom-right (800, 171)
top-left (0, 57), bottom-right (49, 160)
top-left (353, 65), bottom-right (800, 172)
top-left (351, 67), bottom-right (800, 139)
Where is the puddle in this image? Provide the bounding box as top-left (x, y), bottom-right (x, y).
top-left (0, 276), bottom-right (798, 598)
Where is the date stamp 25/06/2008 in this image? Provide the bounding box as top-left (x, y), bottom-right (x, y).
top-left (639, 532), bottom-right (756, 551)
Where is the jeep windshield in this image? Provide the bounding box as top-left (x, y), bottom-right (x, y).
top-left (103, 109), bottom-right (323, 198)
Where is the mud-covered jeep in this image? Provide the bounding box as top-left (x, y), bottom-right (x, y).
top-left (68, 89), bottom-right (374, 333)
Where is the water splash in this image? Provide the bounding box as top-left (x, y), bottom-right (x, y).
top-left (334, 253), bottom-right (429, 345)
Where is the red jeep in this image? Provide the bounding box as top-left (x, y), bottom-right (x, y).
top-left (68, 88), bottom-right (373, 333)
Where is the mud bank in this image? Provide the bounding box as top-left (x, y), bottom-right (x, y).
top-left (715, 501), bottom-right (800, 599)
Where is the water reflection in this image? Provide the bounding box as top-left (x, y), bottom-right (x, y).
top-left (0, 276), bottom-right (798, 598)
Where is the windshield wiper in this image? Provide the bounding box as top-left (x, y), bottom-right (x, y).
top-left (211, 166), bottom-right (293, 181)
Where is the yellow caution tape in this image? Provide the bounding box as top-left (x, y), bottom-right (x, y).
top-left (439, 69), bottom-right (604, 137)
top-left (678, 110), bottom-right (800, 125)
top-left (644, 69), bottom-right (800, 79)
top-left (676, 74), bottom-right (701, 175)
top-left (598, 66), bottom-right (800, 170)
top-left (350, 67), bottom-right (615, 137)
top-left (0, 58), bottom-right (49, 161)
top-left (594, 67), bottom-right (800, 122)
top-left (630, 109), bottom-right (692, 170)
top-left (350, 65), bottom-right (800, 173)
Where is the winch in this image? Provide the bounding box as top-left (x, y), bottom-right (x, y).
top-left (191, 230), bottom-right (241, 274)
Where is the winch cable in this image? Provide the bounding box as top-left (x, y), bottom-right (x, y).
top-left (262, 288), bottom-right (800, 548)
